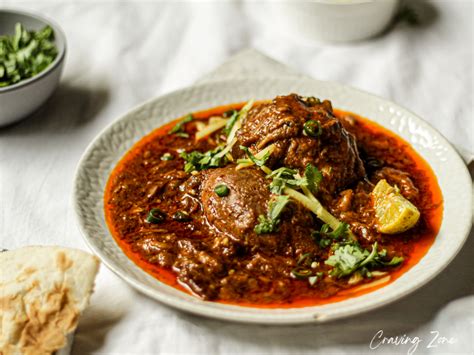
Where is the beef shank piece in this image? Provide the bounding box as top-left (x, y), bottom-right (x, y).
top-left (200, 166), bottom-right (269, 239)
top-left (235, 94), bottom-right (366, 196)
top-left (199, 166), bottom-right (315, 252)
top-left (175, 166), bottom-right (319, 300)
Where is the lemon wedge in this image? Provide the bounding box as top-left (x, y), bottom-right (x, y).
top-left (372, 179), bottom-right (420, 234)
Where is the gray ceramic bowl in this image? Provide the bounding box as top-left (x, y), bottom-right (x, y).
top-left (0, 9), bottom-right (66, 126)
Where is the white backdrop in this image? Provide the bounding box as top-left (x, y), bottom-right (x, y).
top-left (0, 1), bottom-right (473, 354)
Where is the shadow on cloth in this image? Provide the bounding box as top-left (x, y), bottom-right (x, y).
top-left (388, 0), bottom-right (439, 32)
top-left (72, 306), bottom-right (126, 354)
top-left (176, 225), bottom-right (474, 351)
top-left (71, 270), bottom-right (132, 354)
top-left (0, 83), bottom-right (109, 135)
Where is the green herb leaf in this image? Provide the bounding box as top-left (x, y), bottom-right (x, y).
top-left (254, 215), bottom-right (279, 235)
top-left (312, 222), bottom-right (349, 248)
top-left (267, 167), bottom-right (308, 194)
top-left (304, 164), bottom-right (323, 194)
top-left (325, 241), bottom-right (404, 278)
top-left (383, 256), bottom-right (404, 266)
top-left (318, 238), bottom-right (332, 248)
top-left (0, 23), bottom-right (58, 88)
top-left (268, 195), bottom-right (290, 221)
top-left (254, 195), bottom-right (290, 234)
top-left (374, 252), bottom-right (404, 267)
top-left (169, 114), bottom-right (193, 135)
top-left (180, 146), bottom-right (227, 173)
top-left (329, 223), bottom-right (349, 239)
top-left (214, 184), bottom-right (230, 197)
top-left (325, 243), bottom-right (369, 278)
top-left (161, 153), bottom-right (174, 161)
top-left (359, 243), bottom-right (379, 268)
top-left (239, 146), bottom-right (270, 167)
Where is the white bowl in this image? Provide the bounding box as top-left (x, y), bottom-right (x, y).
top-left (0, 9), bottom-right (66, 127)
top-left (267, 0), bottom-right (399, 42)
top-left (74, 78), bottom-right (472, 324)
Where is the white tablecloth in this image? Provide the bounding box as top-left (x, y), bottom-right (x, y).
top-left (1, 1), bottom-right (473, 354)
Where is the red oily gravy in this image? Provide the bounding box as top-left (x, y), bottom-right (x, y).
top-left (104, 101), bottom-right (443, 308)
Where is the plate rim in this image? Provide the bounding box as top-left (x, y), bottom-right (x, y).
top-left (73, 77), bottom-right (472, 324)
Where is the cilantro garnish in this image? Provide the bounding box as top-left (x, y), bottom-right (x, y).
top-left (325, 242), bottom-right (404, 278)
top-left (266, 163), bottom-right (322, 195)
top-left (312, 222), bottom-right (350, 248)
top-left (305, 164), bottom-right (323, 194)
top-left (325, 243), bottom-right (370, 278)
top-left (180, 146), bottom-right (227, 173)
top-left (254, 195), bottom-right (290, 234)
top-left (169, 114), bottom-right (193, 136)
top-left (267, 167), bottom-right (303, 194)
top-left (0, 23), bottom-right (58, 88)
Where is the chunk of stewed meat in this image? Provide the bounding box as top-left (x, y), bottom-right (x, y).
top-left (235, 94), bottom-right (366, 197)
top-left (200, 166), bottom-right (270, 238)
top-left (173, 166), bottom-right (321, 299)
top-left (198, 166), bottom-right (316, 255)
top-left (172, 239), bottom-right (224, 299)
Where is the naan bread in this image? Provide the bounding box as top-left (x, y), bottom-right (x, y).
top-left (0, 246), bottom-right (100, 355)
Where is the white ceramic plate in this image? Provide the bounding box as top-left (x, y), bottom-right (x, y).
top-left (73, 78), bottom-right (472, 324)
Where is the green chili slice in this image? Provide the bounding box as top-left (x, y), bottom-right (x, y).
top-left (305, 97), bottom-right (321, 106)
top-left (291, 267), bottom-right (313, 279)
top-left (303, 120), bottom-right (322, 137)
top-left (214, 184), bottom-right (230, 197)
top-left (296, 253), bottom-right (313, 266)
top-left (146, 208), bottom-right (166, 224)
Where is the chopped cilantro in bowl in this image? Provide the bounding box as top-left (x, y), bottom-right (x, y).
top-left (0, 10), bottom-right (66, 126)
top-left (0, 23), bottom-right (58, 88)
